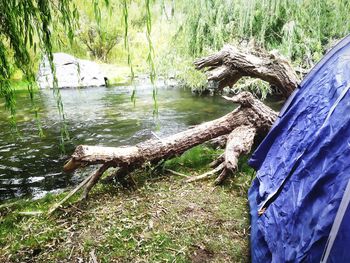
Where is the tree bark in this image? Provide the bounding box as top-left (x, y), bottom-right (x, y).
top-left (194, 45), bottom-right (299, 97)
top-left (215, 125), bottom-right (257, 184)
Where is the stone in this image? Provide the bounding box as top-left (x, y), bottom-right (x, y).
top-left (37, 53), bottom-right (107, 89)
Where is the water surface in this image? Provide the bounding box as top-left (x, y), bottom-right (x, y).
top-left (0, 84), bottom-right (242, 201)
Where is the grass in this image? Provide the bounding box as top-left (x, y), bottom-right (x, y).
top-left (0, 146), bottom-right (254, 262)
top-left (9, 80), bottom-right (37, 92)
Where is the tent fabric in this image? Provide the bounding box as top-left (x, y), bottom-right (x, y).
top-left (248, 35), bottom-right (350, 263)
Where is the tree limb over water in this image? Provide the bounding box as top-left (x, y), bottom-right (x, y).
top-left (53, 47), bottom-right (298, 212)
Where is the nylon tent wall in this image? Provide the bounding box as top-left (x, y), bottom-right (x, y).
top-left (248, 35), bottom-right (350, 263)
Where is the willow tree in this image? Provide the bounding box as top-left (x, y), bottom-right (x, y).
top-left (0, 0), bottom-right (156, 146)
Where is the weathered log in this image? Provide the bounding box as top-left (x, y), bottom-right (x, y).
top-left (194, 45), bottom-right (299, 97)
top-left (63, 92), bottom-right (277, 200)
top-left (65, 92), bottom-right (276, 171)
top-left (54, 46), bottom-right (300, 209)
top-left (206, 135), bottom-right (228, 149)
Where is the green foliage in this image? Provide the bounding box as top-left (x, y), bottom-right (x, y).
top-left (231, 78), bottom-right (272, 100)
top-left (68, 1), bottom-right (125, 62)
top-left (0, 0), bottom-right (80, 142)
top-left (161, 0), bottom-right (350, 91)
top-left (2, 0), bottom-right (350, 136)
top-left (165, 145), bottom-right (223, 170)
top-left (176, 0), bottom-right (350, 62)
top-left (77, 17), bottom-right (122, 62)
top-left (145, 0), bottom-right (158, 114)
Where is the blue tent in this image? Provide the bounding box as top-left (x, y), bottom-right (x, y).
top-left (248, 35), bottom-right (350, 263)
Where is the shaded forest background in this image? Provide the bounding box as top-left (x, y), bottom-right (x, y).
top-left (7, 0), bottom-right (350, 95)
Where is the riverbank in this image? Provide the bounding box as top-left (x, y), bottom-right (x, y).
top-left (0, 146), bottom-right (253, 262)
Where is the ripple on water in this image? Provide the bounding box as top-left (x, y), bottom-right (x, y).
top-left (22, 155), bottom-right (38, 160)
top-left (0, 147), bottom-right (13, 153)
top-left (0, 164), bottom-right (23, 172)
top-left (0, 178), bottom-right (23, 186)
top-left (27, 177), bottom-right (45, 183)
top-left (0, 143), bottom-right (16, 150)
top-left (45, 172), bottom-right (62, 178)
top-left (9, 156), bottom-right (20, 162)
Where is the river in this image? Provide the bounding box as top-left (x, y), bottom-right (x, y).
top-left (0, 84), bottom-right (282, 201)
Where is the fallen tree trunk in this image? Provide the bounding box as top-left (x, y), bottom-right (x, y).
top-left (62, 92), bottom-right (277, 200)
top-left (65, 93), bottom-right (275, 171)
top-left (54, 47), bottom-right (299, 211)
top-left (194, 45), bottom-right (299, 97)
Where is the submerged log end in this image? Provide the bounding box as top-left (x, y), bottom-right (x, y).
top-left (63, 145), bottom-right (87, 172)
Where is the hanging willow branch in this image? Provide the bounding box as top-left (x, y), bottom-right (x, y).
top-left (122, 0), bottom-right (137, 105)
top-left (0, 0), bottom-right (158, 144)
top-left (0, 0), bottom-right (79, 141)
top-left (145, 0), bottom-right (158, 114)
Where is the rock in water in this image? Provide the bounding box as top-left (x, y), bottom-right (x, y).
top-left (37, 53), bottom-right (108, 89)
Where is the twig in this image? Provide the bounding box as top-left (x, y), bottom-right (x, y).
top-left (165, 168), bottom-right (189, 178)
top-left (17, 211), bottom-right (43, 216)
top-left (81, 164), bottom-right (110, 200)
top-left (151, 131), bottom-right (162, 140)
top-left (68, 246), bottom-right (75, 260)
top-left (214, 169), bottom-right (228, 185)
top-left (185, 163), bottom-right (224, 183)
top-left (90, 249), bottom-right (98, 263)
top-left (48, 169), bottom-right (96, 215)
